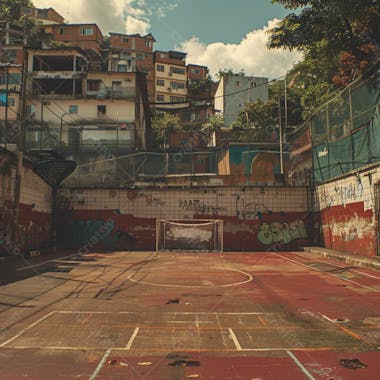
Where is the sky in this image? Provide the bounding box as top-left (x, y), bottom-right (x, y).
top-left (33, 0), bottom-right (302, 79)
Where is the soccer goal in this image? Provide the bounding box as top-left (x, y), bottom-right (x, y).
top-left (156, 219), bottom-right (223, 252)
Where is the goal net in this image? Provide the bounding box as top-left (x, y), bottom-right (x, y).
top-left (156, 219), bottom-right (223, 252)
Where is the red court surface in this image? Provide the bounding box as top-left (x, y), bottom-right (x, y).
top-left (0, 250), bottom-right (379, 379)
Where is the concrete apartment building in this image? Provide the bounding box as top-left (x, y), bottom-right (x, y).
top-left (24, 48), bottom-right (149, 164)
top-left (154, 51), bottom-right (187, 107)
top-left (215, 74), bottom-right (269, 126)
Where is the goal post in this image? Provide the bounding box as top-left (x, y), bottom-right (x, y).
top-left (156, 219), bottom-right (223, 252)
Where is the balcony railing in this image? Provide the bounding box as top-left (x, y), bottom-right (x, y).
top-left (86, 86), bottom-right (135, 99)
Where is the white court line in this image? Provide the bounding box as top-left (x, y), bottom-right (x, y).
top-left (270, 252), bottom-right (379, 292)
top-left (125, 327), bottom-right (139, 350)
top-left (89, 348), bottom-right (112, 380)
top-left (228, 328), bottom-right (242, 351)
top-left (290, 252), bottom-right (380, 280)
top-left (17, 253), bottom-right (81, 271)
top-left (54, 311), bottom-right (275, 315)
top-left (286, 350), bottom-right (316, 380)
top-left (0, 311), bottom-right (55, 347)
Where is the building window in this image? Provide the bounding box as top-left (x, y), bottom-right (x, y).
top-left (97, 105), bottom-right (106, 116)
top-left (156, 79), bottom-right (164, 86)
top-left (23, 8), bottom-right (32, 15)
top-left (80, 27), bottom-right (93, 36)
top-left (8, 98), bottom-right (15, 107)
top-left (59, 28), bottom-right (65, 35)
top-left (37, 9), bottom-right (48, 18)
top-left (122, 37), bottom-right (129, 43)
top-left (170, 67), bottom-right (185, 75)
top-left (87, 80), bottom-right (101, 91)
top-left (236, 81), bottom-right (240, 87)
top-left (191, 68), bottom-right (200, 74)
top-left (157, 64), bottom-right (164, 72)
top-left (156, 94), bottom-right (164, 102)
top-left (136, 53), bottom-right (144, 61)
top-left (69, 105), bottom-right (78, 114)
top-left (170, 96), bottom-right (185, 103)
top-left (121, 52), bottom-right (131, 60)
top-left (7, 50), bottom-right (17, 62)
top-left (171, 82), bottom-right (185, 90)
top-left (117, 64), bottom-right (127, 72)
top-left (160, 53), bottom-right (167, 58)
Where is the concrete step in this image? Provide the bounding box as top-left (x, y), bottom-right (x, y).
top-left (303, 246), bottom-right (380, 271)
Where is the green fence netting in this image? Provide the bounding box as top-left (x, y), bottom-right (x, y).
top-left (312, 69), bottom-right (380, 183)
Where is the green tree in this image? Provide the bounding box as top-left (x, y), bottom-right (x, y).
top-left (201, 114), bottom-right (224, 133)
top-left (232, 80), bottom-right (303, 141)
top-left (151, 112), bottom-right (182, 150)
top-left (268, 0), bottom-right (379, 107)
top-left (0, 0), bottom-right (34, 21)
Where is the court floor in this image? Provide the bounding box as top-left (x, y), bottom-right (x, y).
top-left (0, 250), bottom-right (379, 379)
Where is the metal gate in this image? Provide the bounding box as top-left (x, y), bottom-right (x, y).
top-left (375, 183), bottom-right (380, 256)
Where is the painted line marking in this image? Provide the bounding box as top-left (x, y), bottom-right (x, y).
top-left (54, 311), bottom-right (275, 315)
top-left (17, 253), bottom-right (82, 271)
top-left (0, 311), bottom-right (55, 347)
top-left (89, 348), bottom-right (112, 380)
top-left (270, 252), bottom-right (379, 292)
top-left (287, 350), bottom-right (316, 380)
top-left (127, 267), bottom-right (253, 288)
top-left (290, 252), bottom-right (380, 280)
top-left (228, 328), bottom-right (242, 351)
top-left (125, 327), bottom-right (139, 350)
top-left (0, 346), bottom-right (335, 352)
top-left (257, 315), bottom-right (267, 326)
top-left (320, 314), bottom-right (369, 343)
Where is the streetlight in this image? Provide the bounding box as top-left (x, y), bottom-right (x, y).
top-left (60, 111), bottom-right (69, 148)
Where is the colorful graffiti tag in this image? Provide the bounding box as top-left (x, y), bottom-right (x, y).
top-left (258, 219), bottom-right (308, 246)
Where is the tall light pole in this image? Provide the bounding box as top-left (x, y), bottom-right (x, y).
top-left (60, 111), bottom-right (68, 148)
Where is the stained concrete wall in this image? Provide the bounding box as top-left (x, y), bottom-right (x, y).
top-left (0, 151), bottom-right (52, 255)
top-left (57, 186), bottom-right (311, 252)
top-left (315, 164), bottom-right (380, 257)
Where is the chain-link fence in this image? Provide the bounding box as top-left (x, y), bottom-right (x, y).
top-left (61, 151), bottom-right (218, 187)
top-left (312, 68), bottom-right (380, 183)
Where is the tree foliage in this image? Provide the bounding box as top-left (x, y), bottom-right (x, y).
top-left (232, 80), bottom-right (303, 142)
top-left (151, 112), bottom-right (182, 150)
top-left (0, 0), bottom-right (33, 21)
top-left (268, 0), bottom-right (380, 107)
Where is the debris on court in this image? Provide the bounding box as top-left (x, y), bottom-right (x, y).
top-left (169, 360), bottom-right (201, 367)
top-left (107, 359), bottom-right (117, 366)
top-left (138, 361), bottom-right (153, 366)
top-left (186, 375), bottom-right (200, 379)
top-left (120, 361), bottom-right (129, 367)
top-left (166, 297), bottom-right (180, 304)
top-left (339, 358), bottom-right (367, 369)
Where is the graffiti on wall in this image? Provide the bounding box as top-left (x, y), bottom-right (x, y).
top-left (235, 194), bottom-right (266, 220)
top-left (179, 199), bottom-right (225, 216)
top-left (258, 219), bottom-right (308, 246)
top-left (319, 179), bottom-right (366, 209)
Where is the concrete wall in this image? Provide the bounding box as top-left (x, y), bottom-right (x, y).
top-left (57, 186), bottom-right (310, 252)
top-left (315, 164), bottom-right (380, 257)
top-left (0, 151), bottom-right (52, 255)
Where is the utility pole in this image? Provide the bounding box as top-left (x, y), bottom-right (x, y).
top-left (278, 86), bottom-right (284, 175)
top-left (4, 64), bottom-right (9, 149)
top-left (11, 50), bottom-right (28, 246)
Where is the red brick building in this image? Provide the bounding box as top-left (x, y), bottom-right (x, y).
top-left (109, 33), bottom-right (155, 102)
top-left (20, 6), bottom-right (65, 24)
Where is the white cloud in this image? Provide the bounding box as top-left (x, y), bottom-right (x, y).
top-left (124, 15), bottom-right (150, 35)
top-left (33, 0), bottom-right (180, 36)
top-left (177, 19), bottom-right (302, 79)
